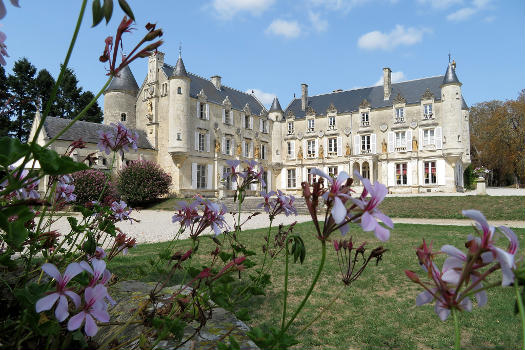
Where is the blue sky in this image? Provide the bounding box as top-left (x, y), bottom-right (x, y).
top-left (2, 0), bottom-right (524, 109)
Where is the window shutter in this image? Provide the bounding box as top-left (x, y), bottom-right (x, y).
top-left (218, 165), bottom-right (224, 188)
top-left (337, 136), bottom-right (342, 156)
top-left (206, 134), bottom-right (210, 152)
top-left (324, 138), bottom-right (328, 157)
top-left (267, 170), bottom-right (272, 191)
top-left (314, 139), bottom-right (319, 157)
top-left (387, 162), bottom-right (395, 187)
top-left (222, 109), bottom-right (226, 123)
top-left (406, 130), bottom-right (412, 151)
top-left (205, 103), bottom-right (209, 120)
top-left (191, 163), bottom-right (197, 189)
top-left (388, 132), bottom-right (394, 153)
top-left (303, 140), bottom-right (307, 157)
top-left (302, 167), bottom-right (307, 183)
top-left (249, 116), bottom-right (253, 129)
top-left (207, 164), bottom-right (213, 189)
top-left (419, 129), bottom-right (424, 150)
top-left (435, 127), bottom-right (443, 149)
top-left (230, 111), bottom-right (234, 125)
top-left (260, 119), bottom-right (263, 132)
top-left (196, 101), bottom-right (200, 118)
top-left (407, 161), bottom-right (413, 185)
top-left (242, 141), bottom-right (246, 157)
top-left (281, 169), bottom-right (286, 189)
top-left (241, 113), bottom-right (245, 128)
top-left (371, 134), bottom-right (377, 154)
top-left (231, 139), bottom-right (235, 156)
top-left (291, 141), bottom-right (295, 159)
top-left (194, 132), bottom-right (199, 151)
top-left (354, 135), bottom-right (360, 155)
top-left (419, 160), bottom-right (424, 186)
top-left (221, 136), bottom-right (225, 154)
top-left (437, 159), bottom-right (446, 185)
top-left (249, 142), bottom-right (253, 157)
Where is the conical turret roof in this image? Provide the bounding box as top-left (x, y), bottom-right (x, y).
top-left (172, 55), bottom-right (188, 78)
top-left (442, 62), bottom-right (460, 85)
top-left (269, 97), bottom-right (283, 113)
top-left (106, 65), bottom-right (139, 92)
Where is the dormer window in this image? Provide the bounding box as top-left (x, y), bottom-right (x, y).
top-left (307, 119), bottom-right (315, 132)
top-left (423, 104), bottom-right (433, 119)
top-left (395, 108), bottom-right (405, 123)
top-left (361, 112), bottom-right (369, 127)
top-left (121, 113), bottom-right (127, 122)
top-left (287, 122), bottom-right (294, 135)
top-left (328, 116), bottom-right (336, 130)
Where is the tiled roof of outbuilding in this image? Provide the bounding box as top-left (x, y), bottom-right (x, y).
top-left (162, 64), bottom-right (266, 116)
top-left (284, 76), bottom-right (446, 119)
top-left (42, 117), bottom-right (153, 150)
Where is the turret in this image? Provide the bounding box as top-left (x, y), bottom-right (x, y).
top-left (268, 96), bottom-right (283, 121)
top-left (440, 60), bottom-right (463, 155)
top-left (103, 65), bottom-right (139, 128)
top-left (168, 53), bottom-right (191, 152)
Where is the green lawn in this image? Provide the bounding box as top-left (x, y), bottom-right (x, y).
top-left (108, 221), bottom-right (524, 349)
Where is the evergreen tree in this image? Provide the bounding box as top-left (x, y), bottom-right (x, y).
top-left (0, 66), bottom-right (10, 137)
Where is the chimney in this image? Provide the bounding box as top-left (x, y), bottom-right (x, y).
top-left (211, 75), bottom-right (222, 90)
top-left (383, 67), bottom-right (391, 100)
top-left (301, 83), bottom-right (308, 111)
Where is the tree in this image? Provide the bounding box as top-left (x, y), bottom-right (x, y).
top-left (469, 91), bottom-right (525, 186)
top-left (0, 65), bottom-right (11, 136)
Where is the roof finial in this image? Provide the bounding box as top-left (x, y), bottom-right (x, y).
top-left (448, 52), bottom-right (451, 63)
top-left (179, 42), bottom-right (182, 58)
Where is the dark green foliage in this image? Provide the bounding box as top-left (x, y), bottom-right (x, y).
top-left (117, 160), bottom-right (172, 206)
top-left (91, 0), bottom-right (135, 27)
top-left (463, 164), bottom-right (477, 190)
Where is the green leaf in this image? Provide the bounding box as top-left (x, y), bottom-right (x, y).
top-left (92, 0), bottom-right (104, 27)
top-left (103, 0), bottom-right (113, 23)
top-left (243, 258), bottom-right (256, 269)
top-left (219, 252), bottom-right (232, 263)
top-left (229, 336), bottom-right (240, 350)
top-left (32, 145), bottom-right (88, 175)
top-left (118, 0), bottom-right (135, 20)
top-left (0, 137), bottom-right (31, 167)
top-left (235, 308), bottom-right (251, 322)
top-left (67, 216), bottom-right (79, 232)
top-left (0, 206), bottom-right (34, 250)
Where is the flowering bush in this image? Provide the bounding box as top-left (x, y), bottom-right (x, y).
top-left (117, 159), bottom-right (171, 205)
top-left (72, 169), bottom-right (119, 205)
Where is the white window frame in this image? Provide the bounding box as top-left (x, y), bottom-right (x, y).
top-left (199, 103), bottom-right (206, 120)
top-left (328, 116), bottom-right (336, 130)
top-left (196, 164), bottom-right (207, 189)
top-left (361, 112), bottom-right (369, 127)
top-left (225, 138), bottom-right (232, 155)
top-left (307, 168), bottom-right (317, 184)
top-left (307, 139), bottom-right (316, 158)
top-left (395, 107), bottom-right (405, 123)
top-left (287, 169), bottom-right (296, 188)
top-left (328, 137), bottom-right (337, 155)
top-left (307, 119), bottom-right (315, 132)
top-left (260, 143), bottom-right (267, 160)
top-left (224, 110), bottom-right (231, 125)
top-left (423, 128), bottom-right (435, 146)
top-left (328, 166), bottom-right (338, 178)
top-left (395, 131), bottom-right (407, 151)
top-left (287, 141), bottom-right (294, 159)
top-left (423, 104), bottom-right (433, 119)
top-left (222, 167), bottom-right (232, 190)
top-left (198, 132), bottom-right (206, 152)
top-left (424, 161), bottom-right (437, 185)
top-left (361, 135), bottom-right (371, 153)
top-left (396, 163), bottom-right (408, 185)
top-left (287, 121), bottom-right (294, 135)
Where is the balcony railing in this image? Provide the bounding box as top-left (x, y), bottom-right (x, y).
top-left (361, 148), bottom-right (372, 154)
top-left (306, 153), bottom-right (316, 158)
top-left (423, 113), bottom-right (434, 120)
top-left (395, 146), bottom-right (406, 152)
top-left (328, 125), bottom-right (336, 130)
top-left (361, 121), bottom-right (370, 127)
top-left (394, 117), bottom-right (405, 124)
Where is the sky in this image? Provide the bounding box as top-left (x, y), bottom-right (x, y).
top-left (1, 0), bottom-right (524, 110)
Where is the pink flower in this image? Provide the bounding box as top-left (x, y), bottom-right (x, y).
top-left (67, 285), bottom-right (110, 337)
top-left (172, 200), bottom-right (200, 228)
top-left (35, 263), bottom-right (83, 322)
top-left (56, 175), bottom-right (76, 202)
top-left (257, 190), bottom-right (297, 218)
top-left (0, 0), bottom-right (19, 20)
top-left (97, 123), bottom-right (138, 156)
top-left (199, 199), bottom-right (229, 236)
top-left (351, 171), bottom-right (393, 242)
top-left (0, 30), bottom-right (8, 66)
top-left (311, 169), bottom-right (351, 225)
top-left (111, 200), bottom-right (132, 221)
top-left (80, 259), bottom-right (106, 287)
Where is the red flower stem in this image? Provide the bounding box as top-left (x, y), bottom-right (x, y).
top-left (457, 265), bottom-right (499, 302)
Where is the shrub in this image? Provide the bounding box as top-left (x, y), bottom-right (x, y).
top-left (117, 160), bottom-right (171, 205)
top-left (463, 165), bottom-right (477, 190)
top-left (71, 169), bottom-right (119, 205)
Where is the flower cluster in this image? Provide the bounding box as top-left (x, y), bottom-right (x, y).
top-left (473, 166), bottom-right (490, 177)
top-left (223, 160), bottom-right (265, 193)
top-left (55, 175), bottom-right (76, 202)
top-left (0, 0), bottom-right (20, 66)
top-left (110, 200), bottom-right (132, 221)
top-left (405, 210), bottom-right (519, 321)
top-left (172, 197), bottom-right (229, 238)
top-left (302, 169), bottom-right (392, 242)
top-left (257, 190), bottom-right (297, 219)
top-left (333, 238), bottom-right (387, 286)
top-left (0, 168), bottom-right (40, 200)
top-left (35, 259), bottom-right (114, 336)
top-left (98, 123), bottom-right (138, 156)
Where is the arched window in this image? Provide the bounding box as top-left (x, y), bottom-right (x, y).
top-left (121, 113), bottom-right (127, 122)
top-left (177, 86), bottom-right (182, 94)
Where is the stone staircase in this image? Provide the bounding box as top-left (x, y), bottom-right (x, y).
top-left (217, 196), bottom-right (312, 215)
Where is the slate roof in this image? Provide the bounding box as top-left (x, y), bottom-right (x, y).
top-left (106, 65), bottom-right (139, 93)
top-left (172, 56), bottom-right (188, 77)
top-left (284, 75), bottom-right (455, 119)
top-left (442, 63), bottom-right (460, 85)
top-left (269, 97), bottom-right (283, 113)
top-left (42, 117), bottom-right (153, 150)
top-left (162, 64), bottom-right (266, 116)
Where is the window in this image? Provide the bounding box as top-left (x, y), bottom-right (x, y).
top-left (328, 137), bottom-right (337, 154)
top-left (243, 140), bottom-right (252, 158)
top-left (244, 115), bottom-right (251, 129)
top-left (361, 135), bottom-right (371, 153)
top-left (224, 110), bottom-right (231, 125)
top-left (196, 164), bottom-right (207, 189)
top-left (361, 112), bottom-right (369, 127)
top-left (396, 163), bottom-right (408, 185)
top-left (328, 166), bottom-right (338, 178)
top-left (395, 108), bottom-right (405, 123)
top-left (161, 83), bottom-right (168, 95)
top-left (423, 104), bottom-right (433, 119)
top-left (261, 120), bottom-right (268, 133)
top-left (199, 103), bottom-right (206, 119)
top-left (287, 122), bottom-right (294, 135)
top-left (328, 116), bottom-right (336, 130)
top-left (223, 167), bottom-right (232, 190)
top-left (424, 161), bottom-right (437, 184)
top-left (121, 113), bottom-right (127, 122)
top-left (307, 119), bottom-right (315, 132)
top-left (287, 169), bottom-right (296, 188)
top-left (287, 141), bottom-right (295, 159)
top-left (395, 131), bottom-right (406, 151)
top-left (177, 133), bottom-right (182, 141)
top-left (102, 158), bottom-right (107, 166)
top-left (177, 86), bottom-right (181, 94)
top-left (423, 128), bottom-right (435, 146)
top-left (307, 168), bottom-right (317, 184)
top-left (307, 140), bottom-right (316, 158)
top-left (198, 132), bottom-right (206, 152)
top-left (262, 171), bottom-right (268, 192)
top-left (260, 144), bottom-right (267, 160)
top-left (225, 138), bottom-right (232, 155)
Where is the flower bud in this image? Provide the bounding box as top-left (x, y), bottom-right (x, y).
top-left (144, 29), bottom-right (163, 42)
top-left (405, 270), bottom-right (420, 283)
top-left (333, 240), bottom-right (340, 252)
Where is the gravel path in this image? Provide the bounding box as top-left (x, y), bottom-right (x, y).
top-left (49, 210), bottom-right (524, 245)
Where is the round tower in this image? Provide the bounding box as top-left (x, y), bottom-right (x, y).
top-left (440, 60), bottom-right (463, 153)
top-left (268, 97), bottom-right (284, 163)
top-left (103, 65), bottom-right (139, 128)
top-left (168, 53), bottom-right (191, 151)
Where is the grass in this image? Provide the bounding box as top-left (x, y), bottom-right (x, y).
top-left (145, 195), bottom-right (525, 220)
top-left (108, 221), bottom-right (524, 349)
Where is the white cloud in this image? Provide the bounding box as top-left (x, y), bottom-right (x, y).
top-left (416, 0), bottom-right (462, 9)
top-left (446, 0), bottom-right (492, 22)
top-left (357, 25), bottom-right (428, 51)
top-left (246, 88), bottom-right (276, 107)
top-left (309, 0), bottom-right (397, 13)
top-left (210, 0), bottom-right (275, 20)
top-left (266, 19), bottom-right (301, 38)
top-left (374, 71), bottom-right (406, 86)
top-left (308, 11), bottom-right (328, 32)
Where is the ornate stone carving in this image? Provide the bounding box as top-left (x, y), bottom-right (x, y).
top-left (306, 106), bottom-right (316, 116)
top-left (326, 103), bottom-right (337, 114)
top-left (146, 100), bottom-right (153, 121)
top-left (410, 121), bottom-right (418, 129)
top-left (318, 144), bottom-right (324, 159)
top-left (345, 143), bottom-right (351, 156)
top-left (286, 110), bottom-right (295, 118)
top-left (243, 103), bottom-right (251, 115)
top-left (197, 89), bottom-right (207, 101)
top-left (297, 132), bottom-right (304, 140)
top-left (381, 139), bottom-right (387, 153)
top-left (421, 88), bottom-right (434, 100)
top-left (359, 99), bottom-right (370, 109)
top-left (215, 140), bottom-right (221, 153)
top-left (222, 96), bottom-right (231, 108)
top-left (379, 124), bottom-right (388, 132)
top-left (297, 146), bottom-right (303, 160)
top-left (317, 130), bottom-right (324, 138)
top-left (254, 144), bottom-right (260, 158)
top-left (412, 137), bottom-right (418, 151)
top-left (343, 127), bottom-right (351, 136)
top-left (236, 143), bottom-right (242, 156)
top-left (393, 93), bottom-right (406, 105)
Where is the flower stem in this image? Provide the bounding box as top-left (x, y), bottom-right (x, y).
top-left (282, 239), bottom-right (326, 333)
top-left (256, 219), bottom-right (273, 284)
top-left (515, 281), bottom-right (525, 350)
top-left (281, 238), bottom-right (290, 331)
top-left (452, 308), bottom-right (461, 350)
